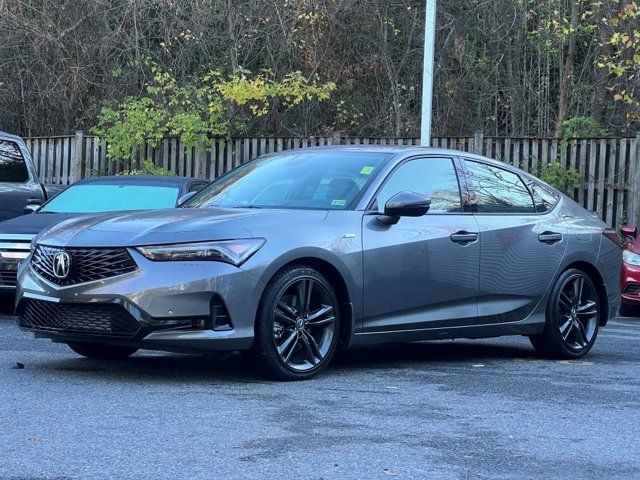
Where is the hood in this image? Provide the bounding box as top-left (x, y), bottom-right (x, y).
top-left (36, 207), bottom-right (328, 247)
top-left (0, 212), bottom-right (74, 236)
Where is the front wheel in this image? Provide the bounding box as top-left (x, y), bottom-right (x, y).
top-left (529, 269), bottom-right (601, 359)
top-left (67, 342), bottom-right (138, 360)
top-left (253, 266), bottom-right (340, 380)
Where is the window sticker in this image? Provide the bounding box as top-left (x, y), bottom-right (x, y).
top-left (331, 199), bottom-right (347, 207)
top-left (360, 166), bottom-right (375, 175)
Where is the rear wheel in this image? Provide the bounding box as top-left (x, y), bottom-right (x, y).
top-left (67, 342), bottom-right (138, 360)
top-left (253, 266), bottom-right (340, 380)
top-left (529, 269), bottom-right (600, 359)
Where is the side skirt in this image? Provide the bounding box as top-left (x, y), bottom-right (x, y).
top-left (350, 317), bottom-right (545, 347)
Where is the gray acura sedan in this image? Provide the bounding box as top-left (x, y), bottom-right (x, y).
top-left (16, 147), bottom-right (621, 380)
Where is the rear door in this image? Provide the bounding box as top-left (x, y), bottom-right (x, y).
top-left (362, 156), bottom-right (480, 332)
top-left (461, 158), bottom-right (566, 324)
top-left (0, 137), bottom-right (45, 221)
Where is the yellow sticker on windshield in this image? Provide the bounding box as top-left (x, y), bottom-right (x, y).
top-left (360, 166), bottom-right (374, 175)
top-left (332, 199), bottom-right (347, 207)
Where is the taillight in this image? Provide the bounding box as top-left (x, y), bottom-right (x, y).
top-left (602, 228), bottom-right (622, 247)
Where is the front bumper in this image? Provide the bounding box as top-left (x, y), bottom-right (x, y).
top-left (0, 234), bottom-right (33, 293)
top-left (621, 262), bottom-right (640, 305)
top-left (17, 249), bottom-right (263, 353)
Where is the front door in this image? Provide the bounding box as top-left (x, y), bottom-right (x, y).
top-left (362, 156), bottom-right (480, 332)
top-left (0, 138), bottom-right (44, 221)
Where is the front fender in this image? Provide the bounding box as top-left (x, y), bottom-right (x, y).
top-left (242, 244), bottom-right (363, 337)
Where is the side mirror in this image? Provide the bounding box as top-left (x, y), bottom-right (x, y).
top-left (378, 191), bottom-right (431, 225)
top-left (620, 224), bottom-right (638, 240)
top-left (177, 191), bottom-right (197, 206)
top-left (24, 204), bottom-right (41, 214)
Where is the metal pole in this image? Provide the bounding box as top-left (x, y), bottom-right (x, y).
top-left (420, 0), bottom-right (437, 146)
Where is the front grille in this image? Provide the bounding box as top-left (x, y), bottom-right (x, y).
top-left (19, 300), bottom-right (141, 338)
top-left (31, 245), bottom-right (137, 286)
top-left (0, 270), bottom-right (17, 287)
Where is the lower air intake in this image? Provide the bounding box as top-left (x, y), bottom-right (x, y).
top-left (19, 300), bottom-right (141, 338)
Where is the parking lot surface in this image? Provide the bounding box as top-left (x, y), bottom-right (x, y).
top-left (1, 315), bottom-right (639, 479)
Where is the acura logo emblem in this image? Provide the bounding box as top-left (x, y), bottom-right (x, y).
top-left (52, 252), bottom-right (71, 279)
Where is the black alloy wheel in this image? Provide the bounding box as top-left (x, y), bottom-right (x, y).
top-left (530, 268), bottom-right (601, 359)
top-left (253, 266), bottom-right (340, 380)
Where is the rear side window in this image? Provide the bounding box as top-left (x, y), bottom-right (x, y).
top-left (528, 180), bottom-right (560, 213)
top-left (0, 140), bottom-right (29, 183)
top-left (375, 157), bottom-right (462, 214)
top-left (464, 160), bottom-right (535, 213)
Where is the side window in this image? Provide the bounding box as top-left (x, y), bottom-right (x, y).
top-left (375, 158), bottom-right (462, 214)
top-left (188, 182), bottom-right (208, 193)
top-left (0, 140), bottom-right (29, 183)
top-left (528, 180), bottom-right (560, 213)
top-left (465, 160), bottom-right (535, 213)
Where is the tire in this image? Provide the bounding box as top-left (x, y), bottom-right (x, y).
top-left (67, 342), bottom-right (138, 360)
top-left (529, 268), bottom-right (601, 359)
top-left (253, 266), bottom-right (340, 380)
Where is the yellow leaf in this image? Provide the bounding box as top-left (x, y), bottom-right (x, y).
top-left (614, 94), bottom-right (624, 101)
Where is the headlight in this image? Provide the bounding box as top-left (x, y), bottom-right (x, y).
top-left (623, 250), bottom-right (640, 266)
top-left (136, 238), bottom-right (265, 266)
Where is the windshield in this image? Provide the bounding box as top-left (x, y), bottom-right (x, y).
top-left (184, 151), bottom-right (391, 210)
top-left (40, 184), bottom-right (180, 214)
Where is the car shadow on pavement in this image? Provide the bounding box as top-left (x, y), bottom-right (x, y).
top-left (34, 340), bottom-right (537, 384)
top-left (335, 340), bottom-right (536, 369)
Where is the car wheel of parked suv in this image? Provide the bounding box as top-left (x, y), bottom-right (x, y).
top-left (67, 342), bottom-right (138, 360)
top-left (253, 266), bottom-right (340, 380)
top-left (529, 268), bottom-right (600, 359)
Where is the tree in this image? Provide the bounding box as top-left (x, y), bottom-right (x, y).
top-left (598, 1), bottom-right (640, 129)
top-left (0, 0), bottom-right (637, 138)
top-left (93, 66), bottom-right (335, 160)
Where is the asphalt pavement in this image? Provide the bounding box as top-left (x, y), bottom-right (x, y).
top-left (1, 315), bottom-right (639, 480)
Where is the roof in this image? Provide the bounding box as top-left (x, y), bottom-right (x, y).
top-left (269, 144), bottom-right (488, 157)
top-left (269, 145), bottom-right (541, 183)
top-left (272, 144), bottom-right (503, 165)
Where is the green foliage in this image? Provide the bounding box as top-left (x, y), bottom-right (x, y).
top-left (119, 160), bottom-right (174, 176)
top-left (539, 161), bottom-right (581, 194)
top-left (597, 2), bottom-right (640, 124)
top-left (93, 66), bottom-right (335, 161)
top-left (561, 117), bottom-right (607, 138)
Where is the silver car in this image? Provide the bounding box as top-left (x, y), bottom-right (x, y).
top-left (16, 147), bottom-right (621, 380)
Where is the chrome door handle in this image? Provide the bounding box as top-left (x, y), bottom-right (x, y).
top-left (538, 232), bottom-right (562, 244)
top-left (450, 232), bottom-right (478, 244)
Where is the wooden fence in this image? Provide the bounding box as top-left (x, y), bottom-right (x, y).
top-left (24, 131), bottom-right (640, 228)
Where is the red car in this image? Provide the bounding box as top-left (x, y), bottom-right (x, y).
top-left (620, 224), bottom-right (640, 316)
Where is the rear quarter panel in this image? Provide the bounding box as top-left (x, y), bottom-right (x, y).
top-left (557, 196), bottom-right (620, 323)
